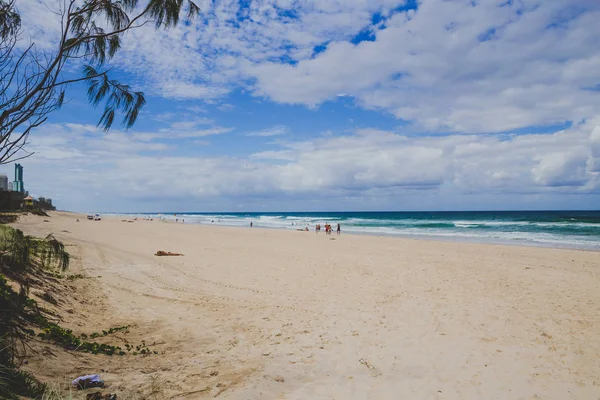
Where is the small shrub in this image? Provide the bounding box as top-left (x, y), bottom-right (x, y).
top-left (0, 226), bottom-right (70, 273)
top-left (0, 366), bottom-right (47, 399)
top-left (0, 275), bottom-right (46, 399)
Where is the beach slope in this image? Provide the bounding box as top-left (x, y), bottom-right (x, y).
top-left (12, 212), bottom-right (600, 399)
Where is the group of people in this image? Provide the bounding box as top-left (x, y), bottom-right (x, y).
top-left (316, 223), bottom-right (341, 235)
top-left (248, 221), bottom-right (341, 235)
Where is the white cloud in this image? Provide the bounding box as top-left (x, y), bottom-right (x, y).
top-left (246, 125), bottom-right (288, 137)
top-left (151, 112), bottom-right (176, 121)
top-left (16, 0), bottom-right (600, 133)
top-left (17, 118), bottom-right (600, 211)
top-left (186, 106), bottom-right (207, 113)
top-left (157, 81), bottom-right (229, 100)
top-left (10, 0), bottom-right (600, 211)
top-left (117, 0), bottom-right (600, 133)
top-left (246, 1), bottom-right (600, 132)
top-left (169, 117), bottom-right (214, 131)
top-left (170, 127), bottom-right (232, 138)
top-left (217, 103), bottom-right (235, 112)
top-left (131, 133), bottom-right (163, 142)
top-left (532, 151), bottom-right (590, 187)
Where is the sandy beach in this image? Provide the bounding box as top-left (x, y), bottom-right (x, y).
top-left (11, 212), bottom-right (600, 399)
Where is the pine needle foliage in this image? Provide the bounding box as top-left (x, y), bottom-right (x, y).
top-left (0, 0), bottom-right (200, 163)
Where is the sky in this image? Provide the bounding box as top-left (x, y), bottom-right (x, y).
top-left (5, 0), bottom-right (600, 212)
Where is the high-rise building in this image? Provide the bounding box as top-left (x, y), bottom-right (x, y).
top-left (12, 163), bottom-right (24, 193)
top-left (0, 174), bottom-right (7, 191)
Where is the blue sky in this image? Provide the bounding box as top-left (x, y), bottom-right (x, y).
top-left (6, 0), bottom-right (600, 212)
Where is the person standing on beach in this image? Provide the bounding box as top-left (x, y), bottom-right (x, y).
top-left (250, 222), bottom-right (253, 228)
top-left (337, 223), bottom-right (341, 235)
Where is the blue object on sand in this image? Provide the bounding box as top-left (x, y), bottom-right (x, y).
top-left (72, 374), bottom-right (104, 389)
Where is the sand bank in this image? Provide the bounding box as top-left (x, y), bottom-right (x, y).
top-left (12, 212), bottom-right (600, 399)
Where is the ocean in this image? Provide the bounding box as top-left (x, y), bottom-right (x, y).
top-left (127, 211), bottom-right (600, 250)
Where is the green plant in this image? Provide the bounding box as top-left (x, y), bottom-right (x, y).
top-left (0, 228), bottom-right (153, 397)
top-left (38, 324), bottom-right (126, 356)
top-left (0, 365), bottom-right (47, 399)
top-left (0, 226), bottom-right (31, 272)
top-left (124, 340), bottom-right (158, 355)
top-left (0, 274), bottom-right (38, 363)
top-left (0, 274), bottom-right (46, 399)
top-left (0, 226), bottom-right (70, 273)
top-left (0, 227), bottom-right (72, 397)
top-left (1, 0), bottom-right (199, 164)
top-left (35, 235), bottom-right (70, 271)
top-left (89, 325), bottom-right (131, 338)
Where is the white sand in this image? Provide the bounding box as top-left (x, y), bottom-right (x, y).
top-left (12, 212), bottom-right (600, 399)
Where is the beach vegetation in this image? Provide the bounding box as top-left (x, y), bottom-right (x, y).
top-left (0, 0), bottom-right (199, 164)
top-left (0, 225), bottom-right (153, 398)
top-left (0, 226), bottom-right (70, 273)
top-left (0, 273), bottom-right (49, 398)
top-left (40, 382), bottom-right (74, 400)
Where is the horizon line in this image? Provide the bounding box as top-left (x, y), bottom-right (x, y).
top-left (72, 209), bottom-right (600, 214)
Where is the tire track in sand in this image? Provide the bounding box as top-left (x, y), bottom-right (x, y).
top-left (84, 242), bottom-right (316, 315)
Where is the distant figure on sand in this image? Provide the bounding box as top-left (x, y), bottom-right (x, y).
top-left (250, 222), bottom-right (253, 228)
top-left (337, 223), bottom-right (341, 235)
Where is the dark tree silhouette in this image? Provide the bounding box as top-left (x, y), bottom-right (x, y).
top-left (0, 0), bottom-right (199, 163)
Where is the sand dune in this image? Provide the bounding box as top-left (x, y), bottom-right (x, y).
top-left (12, 212), bottom-right (600, 399)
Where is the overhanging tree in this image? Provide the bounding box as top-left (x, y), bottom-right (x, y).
top-left (0, 0), bottom-right (199, 163)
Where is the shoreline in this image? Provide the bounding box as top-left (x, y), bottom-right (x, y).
top-left (103, 212), bottom-right (600, 252)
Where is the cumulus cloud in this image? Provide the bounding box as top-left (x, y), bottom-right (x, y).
top-left (16, 0), bottom-right (600, 133)
top-left (10, 0), bottom-right (600, 211)
top-left (247, 0), bottom-right (600, 132)
top-left (17, 118), bottom-right (600, 211)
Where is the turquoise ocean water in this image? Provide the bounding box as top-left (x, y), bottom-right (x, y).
top-left (127, 211), bottom-right (600, 250)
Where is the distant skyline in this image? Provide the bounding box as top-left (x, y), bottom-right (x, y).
top-left (9, 0), bottom-right (600, 212)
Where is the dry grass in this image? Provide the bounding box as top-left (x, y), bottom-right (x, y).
top-left (41, 382), bottom-right (73, 400)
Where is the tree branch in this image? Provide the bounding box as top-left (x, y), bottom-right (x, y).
top-left (40, 69), bottom-right (109, 90)
top-left (0, 0), bottom-right (199, 164)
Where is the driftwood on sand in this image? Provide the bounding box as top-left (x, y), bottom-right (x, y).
top-left (155, 250), bottom-right (184, 256)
